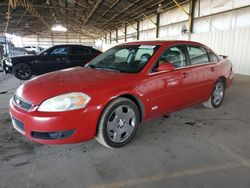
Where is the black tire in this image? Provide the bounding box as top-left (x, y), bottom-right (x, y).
top-left (203, 79), bottom-right (225, 109)
top-left (13, 63), bottom-right (32, 80)
top-left (96, 97), bottom-right (140, 148)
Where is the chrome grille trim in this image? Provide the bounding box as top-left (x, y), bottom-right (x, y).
top-left (13, 95), bottom-right (33, 111)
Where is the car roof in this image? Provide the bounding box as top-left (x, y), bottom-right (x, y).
top-left (52, 44), bottom-right (92, 48)
top-left (119, 40), bottom-right (206, 47)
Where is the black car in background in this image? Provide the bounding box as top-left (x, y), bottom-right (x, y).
top-left (1, 44), bottom-right (101, 80)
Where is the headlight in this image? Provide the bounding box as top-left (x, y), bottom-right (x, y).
top-left (5, 58), bottom-right (12, 66)
top-left (38, 92), bottom-right (91, 112)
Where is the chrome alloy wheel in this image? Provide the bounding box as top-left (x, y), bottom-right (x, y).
top-left (212, 82), bottom-right (224, 106)
top-left (13, 63), bottom-right (32, 80)
top-left (107, 105), bottom-right (136, 143)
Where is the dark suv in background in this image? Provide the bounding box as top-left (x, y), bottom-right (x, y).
top-left (2, 44), bottom-right (101, 80)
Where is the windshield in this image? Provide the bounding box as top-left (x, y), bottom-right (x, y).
top-left (38, 47), bottom-right (50, 55)
top-left (86, 45), bottom-right (159, 73)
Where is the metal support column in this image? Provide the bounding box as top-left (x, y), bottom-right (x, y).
top-left (116, 28), bottom-right (118, 43)
top-left (136, 21), bottom-right (140, 40)
top-left (156, 13), bottom-right (160, 38)
top-left (104, 34), bottom-right (107, 44)
top-left (189, 0), bottom-right (195, 34)
top-left (109, 32), bottom-right (112, 43)
top-left (125, 25), bottom-right (127, 42)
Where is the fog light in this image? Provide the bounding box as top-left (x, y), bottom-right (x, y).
top-left (31, 129), bottom-right (75, 140)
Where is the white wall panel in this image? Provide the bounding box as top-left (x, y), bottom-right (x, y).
top-left (140, 16), bottom-right (156, 30)
top-left (159, 21), bottom-right (187, 37)
top-left (160, 4), bottom-right (189, 26)
top-left (234, 0), bottom-right (250, 7)
top-left (193, 17), bottom-right (211, 33)
top-left (210, 11), bottom-right (235, 31)
top-left (140, 29), bottom-right (156, 40)
top-left (127, 23), bottom-right (137, 34)
top-left (235, 7), bottom-right (250, 28)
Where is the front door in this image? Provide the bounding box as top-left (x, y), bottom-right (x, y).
top-left (144, 45), bottom-right (190, 117)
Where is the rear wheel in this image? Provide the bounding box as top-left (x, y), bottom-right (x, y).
top-left (203, 79), bottom-right (225, 109)
top-left (13, 63), bottom-right (32, 80)
top-left (96, 97), bottom-right (140, 148)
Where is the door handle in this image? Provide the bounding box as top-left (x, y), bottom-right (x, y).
top-left (182, 72), bottom-right (189, 78)
top-left (56, 57), bottom-right (65, 61)
top-left (211, 67), bottom-right (215, 71)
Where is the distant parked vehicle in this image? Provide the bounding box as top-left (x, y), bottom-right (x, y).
top-left (8, 47), bottom-right (29, 57)
top-left (24, 46), bottom-right (42, 54)
top-left (2, 44), bottom-right (101, 80)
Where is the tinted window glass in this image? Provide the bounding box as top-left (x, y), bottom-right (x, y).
top-left (187, 46), bottom-right (209, 65)
top-left (50, 47), bottom-right (68, 55)
top-left (159, 46), bottom-right (186, 68)
top-left (209, 52), bottom-right (219, 62)
top-left (71, 46), bottom-right (90, 55)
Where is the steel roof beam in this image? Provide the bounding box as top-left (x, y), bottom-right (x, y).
top-left (83, 0), bottom-right (104, 25)
top-left (95, 0), bottom-right (121, 23)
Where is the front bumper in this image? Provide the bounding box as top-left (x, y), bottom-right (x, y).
top-left (9, 98), bottom-right (100, 144)
top-left (2, 60), bottom-right (13, 73)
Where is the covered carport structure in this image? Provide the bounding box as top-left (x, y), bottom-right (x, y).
top-left (1, 0), bottom-right (250, 188)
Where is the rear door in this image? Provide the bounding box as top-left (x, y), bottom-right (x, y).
top-left (68, 46), bottom-right (94, 67)
top-left (184, 45), bottom-right (216, 104)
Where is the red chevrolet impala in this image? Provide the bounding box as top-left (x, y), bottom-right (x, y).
top-left (9, 41), bottom-right (233, 148)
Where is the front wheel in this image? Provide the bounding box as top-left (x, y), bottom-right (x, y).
top-left (96, 97), bottom-right (140, 148)
top-left (13, 63), bottom-right (32, 80)
top-left (203, 79), bottom-right (225, 109)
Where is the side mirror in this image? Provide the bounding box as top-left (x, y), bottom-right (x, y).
top-left (157, 61), bottom-right (175, 72)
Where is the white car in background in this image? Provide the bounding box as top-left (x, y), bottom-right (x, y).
top-left (24, 46), bottom-right (42, 54)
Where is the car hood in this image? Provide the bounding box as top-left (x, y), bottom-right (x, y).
top-left (11, 55), bottom-right (38, 61)
top-left (16, 67), bottom-right (131, 105)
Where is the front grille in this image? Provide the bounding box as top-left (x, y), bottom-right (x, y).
top-left (12, 117), bottom-right (25, 134)
top-left (13, 95), bottom-right (33, 111)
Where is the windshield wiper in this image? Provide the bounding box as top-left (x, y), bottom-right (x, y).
top-left (85, 64), bottom-right (121, 73)
top-left (95, 67), bottom-right (120, 73)
top-left (85, 64), bottom-right (96, 69)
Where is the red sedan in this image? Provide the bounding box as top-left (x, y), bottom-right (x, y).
top-left (9, 41), bottom-right (233, 148)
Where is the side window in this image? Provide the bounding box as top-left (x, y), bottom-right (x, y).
top-left (50, 47), bottom-right (68, 55)
top-left (160, 46), bottom-right (186, 68)
top-left (187, 46), bottom-right (209, 65)
top-left (208, 51), bottom-right (219, 62)
top-left (71, 46), bottom-right (90, 55)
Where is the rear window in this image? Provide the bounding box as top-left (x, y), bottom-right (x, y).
top-left (187, 46), bottom-right (209, 65)
top-left (71, 46), bottom-right (90, 55)
top-left (208, 52), bottom-right (219, 62)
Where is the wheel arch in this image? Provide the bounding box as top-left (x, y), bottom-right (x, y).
top-left (218, 76), bottom-right (227, 88)
top-left (118, 94), bottom-right (144, 123)
top-left (95, 93), bottom-right (145, 136)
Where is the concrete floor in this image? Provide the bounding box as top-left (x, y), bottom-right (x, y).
top-left (0, 72), bottom-right (250, 188)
